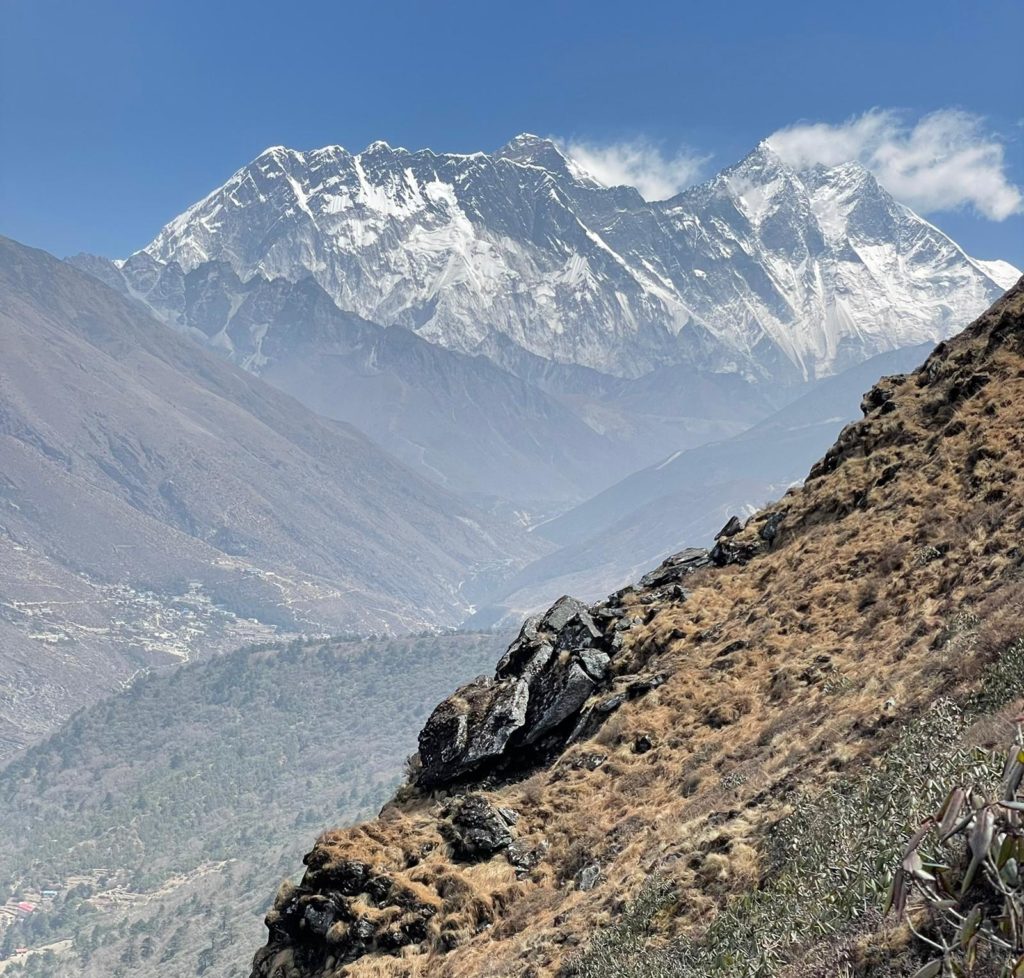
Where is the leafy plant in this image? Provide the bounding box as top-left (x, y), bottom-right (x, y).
top-left (890, 721), bottom-right (1024, 976)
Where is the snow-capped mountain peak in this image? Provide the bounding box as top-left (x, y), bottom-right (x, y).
top-left (495, 132), bottom-right (603, 189)
top-left (136, 134), bottom-right (1018, 383)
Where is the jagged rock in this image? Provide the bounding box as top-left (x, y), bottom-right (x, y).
top-left (417, 585), bottom-right (667, 788)
top-left (640, 548), bottom-right (710, 588)
top-left (860, 374), bottom-right (908, 415)
top-left (522, 662), bottom-right (596, 745)
top-left (591, 602), bottom-right (626, 622)
top-left (442, 794), bottom-right (516, 861)
top-left (495, 617), bottom-right (542, 677)
top-left (556, 610), bottom-right (603, 650)
top-left (632, 734), bottom-right (654, 754)
top-left (418, 675), bottom-right (529, 788)
top-left (542, 595), bottom-right (591, 632)
top-left (759, 510), bottom-right (785, 546)
top-left (576, 864), bottom-right (601, 891)
top-left (419, 592), bottom-right (612, 786)
top-left (716, 515), bottom-right (744, 539)
top-left (254, 861), bottom-right (438, 973)
top-left (506, 839), bottom-right (543, 876)
top-left (576, 649), bottom-right (610, 681)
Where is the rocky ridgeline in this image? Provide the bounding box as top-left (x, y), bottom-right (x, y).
top-left (416, 551), bottom-right (721, 790)
top-left (251, 533), bottom-right (790, 975)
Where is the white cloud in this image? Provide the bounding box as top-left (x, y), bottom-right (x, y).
top-left (769, 109), bottom-right (1022, 221)
top-left (560, 137), bottom-right (708, 201)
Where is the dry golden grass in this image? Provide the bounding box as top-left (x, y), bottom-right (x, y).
top-left (262, 284), bottom-right (1024, 978)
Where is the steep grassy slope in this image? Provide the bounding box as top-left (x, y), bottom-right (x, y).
top-left (485, 342), bottom-right (933, 622)
top-left (249, 279), bottom-right (1024, 977)
top-left (0, 631), bottom-right (509, 978)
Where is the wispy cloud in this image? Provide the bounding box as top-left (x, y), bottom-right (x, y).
top-left (769, 109), bottom-right (1022, 221)
top-left (560, 137), bottom-right (708, 201)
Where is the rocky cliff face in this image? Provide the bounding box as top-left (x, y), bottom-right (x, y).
top-left (248, 279), bottom-right (1024, 977)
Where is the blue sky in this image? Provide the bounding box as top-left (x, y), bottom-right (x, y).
top-left (2, 0), bottom-right (1022, 264)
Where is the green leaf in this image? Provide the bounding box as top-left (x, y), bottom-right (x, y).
top-left (959, 904), bottom-right (982, 949)
top-left (910, 960), bottom-right (943, 978)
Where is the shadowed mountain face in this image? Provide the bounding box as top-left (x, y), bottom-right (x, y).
top-left (68, 255), bottom-right (655, 512)
top-left (69, 253), bottom-right (771, 514)
top-left (0, 236), bottom-right (542, 757)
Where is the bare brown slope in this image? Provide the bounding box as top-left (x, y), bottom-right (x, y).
top-left (250, 279), bottom-right (1024, 977)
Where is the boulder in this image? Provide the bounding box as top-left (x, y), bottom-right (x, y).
top-left (506, 839), bottom-right (539, 876)
top-left (258, 861), bottom-right (438, 972)
top-left (710, 537), bottom-right (760, 567)
top-left (418, 676), bottom-right (529, 788)
top-left (640, 548), bottom-right (710, 588)
top-left (442, 794), bottom-right (515, 861)
top-left (497, 641), bottom-right (554, 685)
top-left (632, 734), bottom-right (654, 754)
top-left (575, 864), bottom-right (601, 891)
top-left (416, 588), bottom-right (665, 789)
top-left (716, 515), bottom-right (744, 539)
top-left (541, 595), bottom-right (591, 632)
top-left (495, 617), bottom-right (541, 677)
top-left (575, 649), bottom-right (610, 682)
top-left (759, 511), bottom-right (785, 546)
top-left (556, 611), bottom-right (603, 650)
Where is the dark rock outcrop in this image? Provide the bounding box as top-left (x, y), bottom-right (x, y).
top-left (715, 515), bottom-right (744, 539)
top-left (441, 794), bottom-right (517, 861)
top-left (860, 373), bottom-right (908, 416)
top-left (417, 564), bottom-right (704, 789)
top-left (639, 548), bottom-right (710, 588)
top-left (253, 859), bottom-right (438, 973)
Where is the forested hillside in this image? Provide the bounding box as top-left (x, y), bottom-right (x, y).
top-left (0, 630), bottom-right (507, 977)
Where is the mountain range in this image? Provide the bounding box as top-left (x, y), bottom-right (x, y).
top-left (2, 124), bottom-right (1023, 978)
top-left (66, 133), bottom-right (1017, 613)
top-left (3, 130), bottom-right (1019, 751)
top-left (129, 134), bottom-right (1014, 384)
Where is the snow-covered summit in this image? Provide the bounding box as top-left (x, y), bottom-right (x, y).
top-left (136, 134), bottom-right (1018, 382)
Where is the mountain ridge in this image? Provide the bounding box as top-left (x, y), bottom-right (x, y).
top-left (134, 134), bottom-right (1016, 384)
top-left (0, 235), bottom-right (540, 757)
top-left (247, 277), bottom-right (1024, 977)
